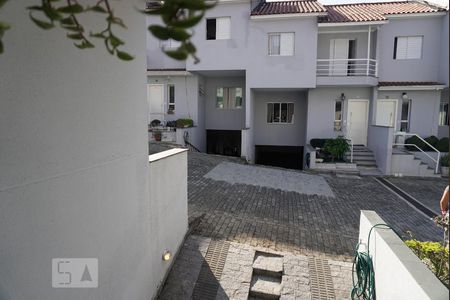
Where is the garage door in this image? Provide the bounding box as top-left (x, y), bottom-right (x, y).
top-left (255, 146), bottom-right (303, 170)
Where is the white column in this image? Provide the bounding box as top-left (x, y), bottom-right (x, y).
top-left (367, 26), bottom-right (371, 76)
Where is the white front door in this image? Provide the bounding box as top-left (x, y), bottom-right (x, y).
top-left (347, 100), bottom-right (369, 145)
top-left (147, 84), bottom-right (164, 123)
top-left (329, 39), bottom-right (349, 76)
top-left (376, 99), bottom-right (397, 128)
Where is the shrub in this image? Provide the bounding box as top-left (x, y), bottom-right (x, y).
top-left (405, 136), bottom-right (426, 151)
top-left (405, 240), bottom-right (449, 287)
top-left (424, 135), bottom-right (439, 151)
top-left (310, 138), bottom-right (330, 149)
top-left (323, 136), bottom-right (350, 162)
top-left (440, 155), bottom-right (449, 167)
top-left (438, 137), bottom-right (449, 152)
top-left (176, 118), bottom-right (193, 128)
top-left (150, 119), bottom-right (161, 127)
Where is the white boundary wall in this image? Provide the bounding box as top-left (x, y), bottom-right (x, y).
top-left (359, 211), bottom-right (448, 300)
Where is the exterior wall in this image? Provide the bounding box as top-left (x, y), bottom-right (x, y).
top-left (367, 125), bottom-right (394, 175)
top-left (0, 2), bottom-right (184, 299)
top-left (306, 87), bottom-right (372, 143)
top-left (253, 90), bottom-right (307, 146)
top-left (146, 17), bottom-right (186, 70)
top-left (205, 76), bottom-right (246, 130)
top-left (359, 211), bottom-right (448, 300)
top-left (377, 90), bottom-right (441, 137)
top-left (438, 14), bottom-right (449, 86)
top-left (147, 75), bottom-right (199, 125)
top-left (377, 16), bottom-right (444, 82)
top-left (185, 1), bottom-right (318, 88)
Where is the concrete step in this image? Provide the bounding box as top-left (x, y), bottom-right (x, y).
top-left (355, 161), bottom-right (378, 167)
top-left (249, 275), bottom-right (281, 300)
top-left (253, 254), bottom-right (283, 279)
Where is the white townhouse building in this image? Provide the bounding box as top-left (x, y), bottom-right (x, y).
top-left (146, 0), bottom-right (449, 175)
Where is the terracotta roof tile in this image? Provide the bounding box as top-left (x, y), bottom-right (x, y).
top-left (320, 1), bottom-right (446, 23)
top-left (251, 1), bottom-right (327, 16)
top-left (379, 81), bottom-right (443, 86)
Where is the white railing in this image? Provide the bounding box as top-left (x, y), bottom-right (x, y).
top-left (393, 132), bottom-right (441, 174)
top-left (316, 58), bottom-right (378, 77)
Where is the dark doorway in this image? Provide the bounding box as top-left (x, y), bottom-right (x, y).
top-left (207, 130), bottom-right (241, 157)
top-left (255, 146), bottom-right (303, 170)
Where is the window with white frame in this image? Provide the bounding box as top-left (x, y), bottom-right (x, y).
top-left (168, 84), bottom-right (175, 112)
top-left (393, 36), bottom-right (423, 60)
top-left (206, 17), bottom-right (231, 40)
top-left (160, 39), bottom-right (181, 49)
top-left (268, 33), bottom-right (294, 56)
top-left (267, 102), bottom-right (294, 124)
top-left (334, 100), bottom-right (343, 131)
top-left (439, 100), bottom-right (449, 126)
top-left (400, 98), bottom-right (411, 132)
top-left (216, 87), bottom-right (243, 109)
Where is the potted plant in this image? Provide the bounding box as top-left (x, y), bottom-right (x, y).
top-left (323, 136), bottom-right (350, 162)
top-left (176, 118), bottom-right (194, 128)
top-left (440, 155), bottom-right (449, 177)
top-left (153, 130), bottom-right (162, 142)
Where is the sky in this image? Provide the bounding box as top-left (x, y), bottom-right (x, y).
top-left (268, 0), bottom-right (449, 7)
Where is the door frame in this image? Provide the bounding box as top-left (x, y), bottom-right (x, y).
top-left (376, 99), bottom-right (398, 129)
top-left (147, 83), bottom-right (165, 123)
top-left (347, 99), bottom-right (369, 145)
top-left (329, 38), bottom-right (350, 76)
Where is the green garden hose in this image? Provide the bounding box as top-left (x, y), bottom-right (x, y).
top-left (351, 223), bottom-right (398, 300)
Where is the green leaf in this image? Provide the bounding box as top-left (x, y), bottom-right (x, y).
top-left (180, 0), bottom-right (217, 10)
top-left (29, 13), bottom-right (54, 30)
top-left (167, 27), bottom-right (191, 41)
top-left (0, 0), bottom-right (8, 9)
top-left (116, 50), bottom-right (134, 61)
top-left (60, 17), bottom-right (75, 25)
top-left (109, 35), bottom-right (124, 47)
top-left (75, 40), bottom-right (94, 49)
top-left (109, 17), bottom-right (127, 29)
top-left (90, 5), bottom-right (107, 13)
top-left (43, 3), bottom-right (63, 20)
top-left (183, 42), bottom-right (196, 54)
top-left (0, 40), bottom-right (3, 54)
top-left (61, 25), bottom-right (83, 32)
top-left (90, 32), bottom-right (106, 39)
top-left (27, 5), bottom-right (44, 11)
top-left (148, 25), bottom-right (171, 40)
top-left (66, 33), bottom-right (83, 40)
top-left (0, 21), bottom-right (10, 31)
top-left (58, 4), bottom-right (84, 14)
top-left (165, 49), bottom-right (188, 60)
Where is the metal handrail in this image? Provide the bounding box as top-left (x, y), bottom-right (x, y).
top-left (394, 132), bottom-right (441, 173)
top-left (316, 58), bottom-right (378, 77)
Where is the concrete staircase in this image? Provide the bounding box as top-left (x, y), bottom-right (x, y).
top-left (249, 252), bottom-right (283, 300)
top-left (391, 148), bottom-right (438, 177)
top-left (345, 145), bottom-right (381, 175)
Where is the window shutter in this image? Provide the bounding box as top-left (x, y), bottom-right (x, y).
top-left (406, 36), bottom-right (422, 59)
top-left (280, 33), bottom-right (294, 56)
top-left (396, 37), bottom-right (408, 59)
top-left (216, 17), bottom-right (230, 40)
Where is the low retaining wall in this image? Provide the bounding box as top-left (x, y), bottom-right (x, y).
top-left (359, 211), bottom-right (448, 299)
top-left (367, 125), bottom-right (393, 175)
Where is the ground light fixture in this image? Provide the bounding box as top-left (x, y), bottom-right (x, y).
top-left (162, 250), bottom-right (172, 261)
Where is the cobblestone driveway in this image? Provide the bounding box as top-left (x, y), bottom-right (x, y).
top-left (188, 152), bottom-right (441, 259)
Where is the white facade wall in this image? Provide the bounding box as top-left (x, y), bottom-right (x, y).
top-left (0, 2), bottom-right (186, 299)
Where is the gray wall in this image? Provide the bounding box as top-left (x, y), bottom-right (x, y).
top-left (0, 2), bottom-right (182, 299)
top-left (253, 91), bottom-right (307, 146)
top-left (147, 75), bottom-right (199, 124)
top-left (306, 87), bottom-right (372, 143)
top-left (377, 16), bottom-right (444, 82)
top-left (367, 125), bottom-right (394, 175)
top-left (205, 76), bottom-right (246, 130)
top-left (378, 90), bottom-right (441, 137)
top-left (439, 14), bottom-right (449, 86)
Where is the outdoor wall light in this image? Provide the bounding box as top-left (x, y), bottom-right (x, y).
top-left (402, 92), bottom-right (408, 100)
top-left (340, 93), bottom-right (346, 101)
top-left (162, 250), bottom-right (172, 261)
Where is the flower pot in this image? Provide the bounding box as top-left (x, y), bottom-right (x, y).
top-left (441, 166), bottom-right (449, 177)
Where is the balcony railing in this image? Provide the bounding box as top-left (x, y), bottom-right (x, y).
top-left (316, 58), bottom-right (378, 77)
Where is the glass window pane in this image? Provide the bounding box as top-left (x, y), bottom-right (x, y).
top-left (401, 99), bottom-right (410, 121)
top-left (400, 121), bottom-right (409, 132)
top-left (273, 103), bottom-right (280, 122)
top-left (335, 100), bottom-right (342, 121)
top-left (267, 103), bottom-right (274, 123)
top-left (168, 85), bottom-right (175, 104)
top-left (216, 87), bottom-right (224, 108)
top-left (206, 19), bottom-right (216, 40)
top-left (280, 103), bottom-right (288, 123)
top-left (287, 103), bottom-right (294, 123)
top-left (235, 88), bottom-right (242, 108)
top-left (269, 34), bottom-right (280, 55)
